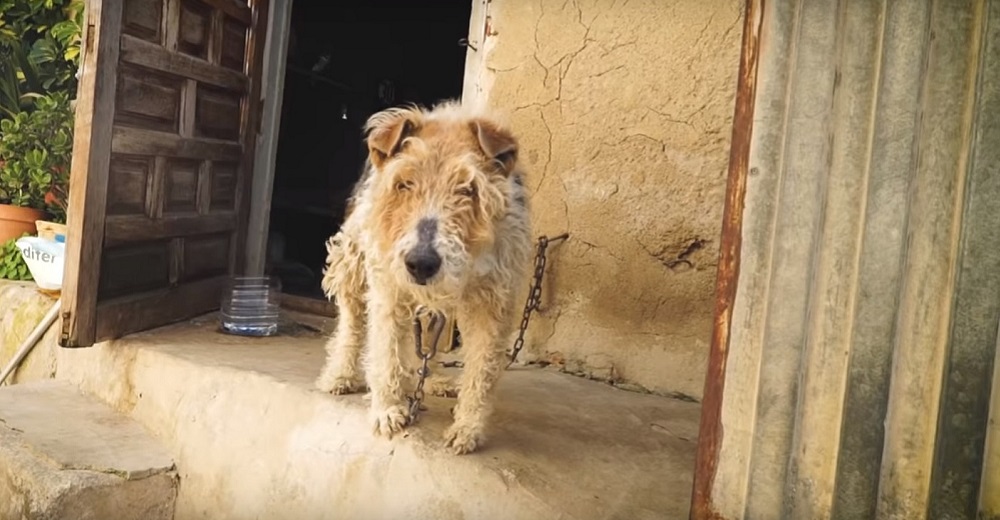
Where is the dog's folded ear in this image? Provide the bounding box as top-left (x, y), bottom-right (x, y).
top-left (366, 109), bottom-right (418, 169)
top-left (473, 119), bottom-right (518, 174)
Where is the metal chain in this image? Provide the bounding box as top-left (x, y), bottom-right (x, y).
top-left (406, 233), bottom-right (567, 422)
top-left (406, 307), bottom-right (446, 424)
top-left (507, 233), bottom-right (569, 368)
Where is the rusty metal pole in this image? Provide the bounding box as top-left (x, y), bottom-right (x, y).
top-left (689, 0), bottom-right (765, 518)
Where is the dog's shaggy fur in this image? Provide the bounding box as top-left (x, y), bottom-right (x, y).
top-left (315, 101), bottom-right (532, 454)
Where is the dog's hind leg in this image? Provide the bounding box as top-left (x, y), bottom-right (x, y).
top-left (444, 294), bottom-right (513, 454)
top-left (316, 232), bottom-right (368, 395)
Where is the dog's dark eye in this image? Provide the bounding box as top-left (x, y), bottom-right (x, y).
top-left (395, 181), bottom-right (412, 192)
top-left (456, 185), bottom-right (476, 197)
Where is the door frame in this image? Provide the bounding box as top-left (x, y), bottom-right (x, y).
top-left (244, 0), bottom-right (292, 276)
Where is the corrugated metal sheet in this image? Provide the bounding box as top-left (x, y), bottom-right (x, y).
top-left (693, 1), bottom-right (1000, 518)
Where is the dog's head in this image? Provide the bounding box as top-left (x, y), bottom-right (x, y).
top-left (363, 102), bottom-right (521, 294)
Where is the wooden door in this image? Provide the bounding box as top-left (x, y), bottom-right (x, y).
top-left (60, 0), bottom-right (269, 347)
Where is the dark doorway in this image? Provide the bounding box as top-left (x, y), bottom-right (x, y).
top-left (267, 0), bottom-right (472, 300)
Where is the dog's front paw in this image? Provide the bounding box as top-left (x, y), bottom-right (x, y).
top-left (315, 374), bottom-right (364, 395)
top-left (444, 422), bottom-right (484, 455)
top-left (371, 403), bottom-right (410, 438)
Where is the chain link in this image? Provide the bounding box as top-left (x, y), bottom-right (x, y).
top-left (406, 307), bottom-right (446, 424)
top-left (406, 233), bottom-right (567, 422)
top-left (508, 233), bottom-right (568, 367)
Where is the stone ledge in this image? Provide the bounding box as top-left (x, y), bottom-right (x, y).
top-left (0, 380), bottom-right (177, 520)
top-left (57, 317), bottom-right (701, 520)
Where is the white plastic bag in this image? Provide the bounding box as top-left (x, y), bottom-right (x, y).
top-left (16, 236), bottom-right (66, 291)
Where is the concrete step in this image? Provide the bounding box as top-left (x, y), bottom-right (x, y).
top-left (0, 380), bottom-right (177, 520)
top-left (56, 316), bottom-right (701, 520)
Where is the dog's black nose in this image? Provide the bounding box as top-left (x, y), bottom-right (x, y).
top-left (404, 249), bottom-right (442, 285)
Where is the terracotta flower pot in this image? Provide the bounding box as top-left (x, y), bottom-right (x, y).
top-left (0, 204), bottom-right (45, 243)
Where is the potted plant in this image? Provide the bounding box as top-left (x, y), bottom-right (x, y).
top-left (0, 92), bottom-right (73, 242)
top-left (0, 0), bottom-right (82, 243)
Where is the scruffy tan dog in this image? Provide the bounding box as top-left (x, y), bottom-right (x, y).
top-left (315, 101), bottom-right (532, 454)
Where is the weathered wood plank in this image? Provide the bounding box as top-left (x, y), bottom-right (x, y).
top-left (95, 275), bottom-right (226, 341)
top-left (104, 212), bottom-right (237, 246)
top-left (161, 0), bottom-right (179, 50)
top-left (196, 160), bottom-right (212, 214)
top-left (178, 78), bottom-right (198, 137)
top-left (112, 126), bottom-right (242, 161)
top-left (168, 237), bottom-right (184, 285)
top-left (232, 0), bottom-right (269, 275)
top-left (145, 155), bottom-right (167, 218)
top-left (61, 0), bottom-right (125, 348)
top-left (208, 8), bottom-right (224, 65)
top-left (202, 0), bottom-right (251, 25)
top-left (120, 34), bottom-right (247, 92)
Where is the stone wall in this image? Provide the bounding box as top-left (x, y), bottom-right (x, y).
top-left (0, 282), bottom-right (60, 384)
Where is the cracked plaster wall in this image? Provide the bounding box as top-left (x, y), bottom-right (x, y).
top-left (476, 0), bottom-right (742, 399)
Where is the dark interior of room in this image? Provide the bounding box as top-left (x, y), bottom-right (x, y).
top-left (267, 0), bottom-right (471, 300)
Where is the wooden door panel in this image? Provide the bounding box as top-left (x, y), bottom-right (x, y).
top-left (121, 0), bottom-right (161, 42)
top-left (115, 65), bottom-right (184, 131)
top-left (61, 0), bottom-right (268, 347)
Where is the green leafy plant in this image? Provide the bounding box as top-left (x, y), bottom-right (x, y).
top-left (0, 91), bottom-right (73, 222)
top-left (0, 234), bottom-right (32, 281)
top-left (0, 0), bottom-right (83, 119)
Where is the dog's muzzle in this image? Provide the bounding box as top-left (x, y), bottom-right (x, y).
top-left (404, 247), bottom-right (442, 285)
top-left (404, 217), bottom-right (442, 285)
